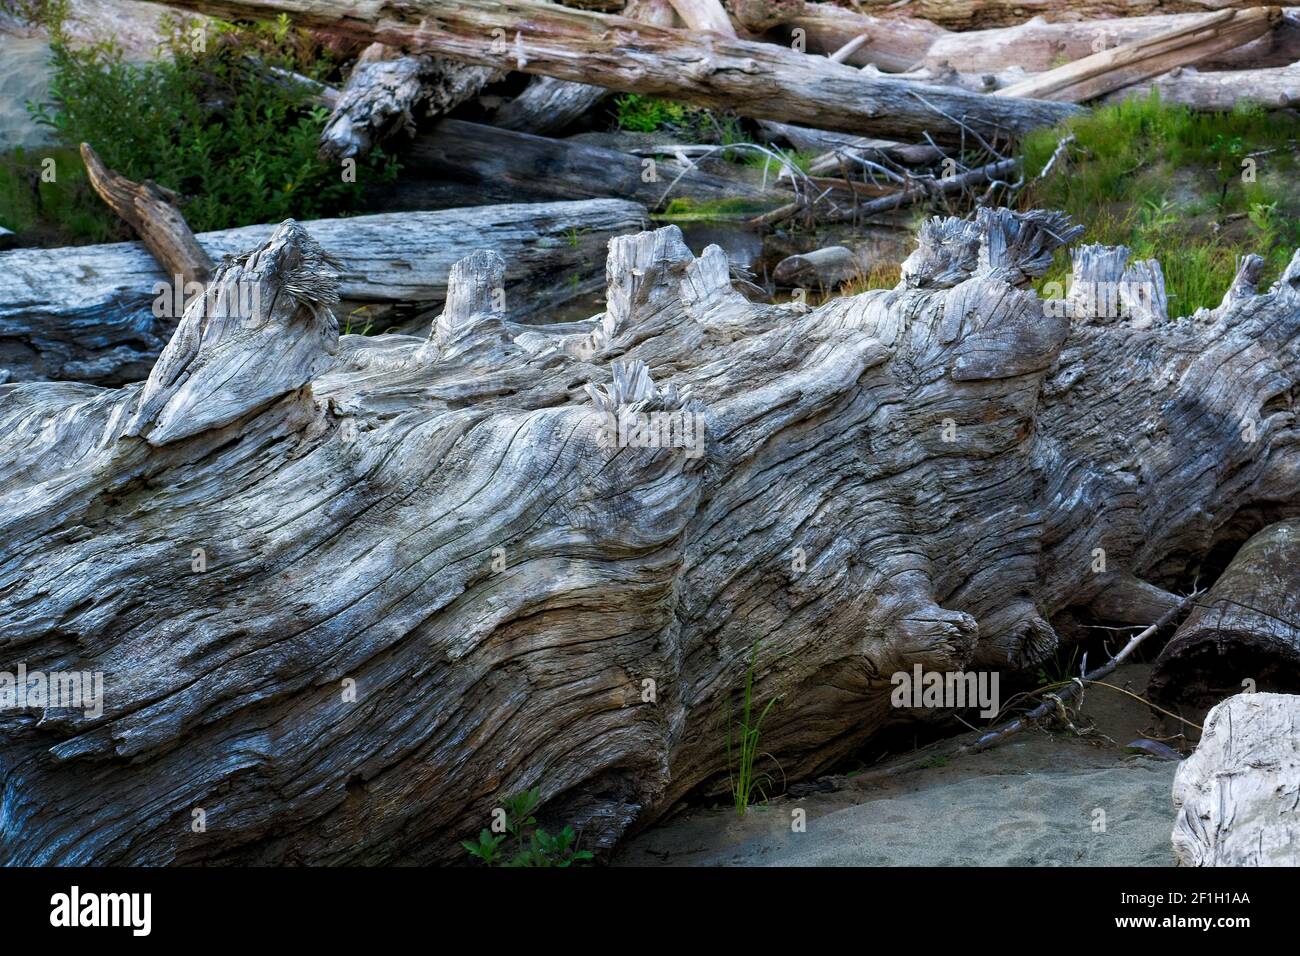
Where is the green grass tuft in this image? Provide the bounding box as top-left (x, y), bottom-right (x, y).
top-left (1022, 91), bottom-right (1300, 316)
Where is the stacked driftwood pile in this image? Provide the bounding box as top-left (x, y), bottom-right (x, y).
top-left (3, 0), bottom-right (1300, 865)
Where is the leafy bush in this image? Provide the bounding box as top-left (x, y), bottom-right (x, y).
top-left (6, 6), bottom-right (397, 243)
top-left (462, 788), bottom-right (594, 867)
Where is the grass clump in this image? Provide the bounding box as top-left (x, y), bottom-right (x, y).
top-left (1021, 91), bottom-right (1300, 316)
top-left (2, 5), bottom-right (397, 245)
top-left (726, 641), bottom-right (781, 817)
top-left (461, 788), bottom-right (594, 867)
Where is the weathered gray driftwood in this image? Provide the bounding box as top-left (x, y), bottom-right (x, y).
top-left (1172, 692), bottom-right (1300, 866)
top-left (3, 207), bottom-right (1300, 865)
top-left (157, 0), bottom-right (1081, 143)
top-left (1150, 518), bottom-right (1300, 710)
top-left (0, 200), bottom-right (647, 385)
top-left (1103, 62), bottom-right (1300, 110)
top-left (319, 43), bottom-right (499, 161)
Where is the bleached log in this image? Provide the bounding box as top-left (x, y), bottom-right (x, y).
top-left (156, 0), bottom-right (1081, 143)
top-left (840, 0), bottom-right (1275, 31)
top-left (385, 118), bottom-right (784, 211)
top-left (780, 5), bottom-right (947, 72)
top-left (1150, 518), bottom-right (1300, 710)
top-left (772, 245), bottom-right (859, 288)
top-left (996, 7), bottom-right (1280, 103)
top-left (0, 201), bottom-right (647, 385)
top-left (927, 9), bottom-right (1300, 74)
top-left (1103, 62), bottom-right (1300, 110)
top-left (666, 0), bottom-right (735, 35)
top-left (5, 206), bottom-right (1300, 864)
top-left (1172, 693), bottom-right (1300, 866)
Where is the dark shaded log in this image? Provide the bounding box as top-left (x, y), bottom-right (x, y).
top-left (1150, 519), bottom-right (1300, 711)
top-left (4, 206), bottom-right (1300, 864)
top-left (79, 142), bottom-right (214, 287)
top-left (155, 0), bottom-right (1081, 144)
top-left (373, 118), bottom-right (784, 212)
top-left (0, 201), bottom-right (647, 385)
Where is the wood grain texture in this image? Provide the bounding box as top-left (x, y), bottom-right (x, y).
top-left (0, 200), bottom-right (647, 385)
top-left (1172, 692), bottom-right (1300, 866)
top-left (3, 207), bottom-right (1300, 864)
top-left (154, 0), bottom-right (1081, 143)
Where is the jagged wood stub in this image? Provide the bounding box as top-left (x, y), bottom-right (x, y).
top-left (3, 207), bottom-right (1300, 865)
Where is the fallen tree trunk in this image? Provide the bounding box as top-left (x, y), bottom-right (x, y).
top-left (156, 0), bottom-right (1081, 143)
top-left (491, 75), bottom-right (609, 135)
top-left (1102, 62), bottom-right (1300, 110)
top-left (840, 0), bottom-right (1275, 31)
top-left (1149, 518), bottom-right (1300, 711)
top-left (3, 205), bottom-right (1300, 864)
top-left (0, 200), bottom-right (647, 385)
top-left (926, 8), bottom-right (1300, 73)
top-left (996, 8), bottom-right (1279, 103)
top-left (1172, 692), bottom-right (1300, 865)
top-left (376, 118), bottom-right (784, 212)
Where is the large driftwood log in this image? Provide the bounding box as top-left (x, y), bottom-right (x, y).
top-left (996, 8), bottom-right (1279, 103)
top-left (375, 119), bottom-right (783, 212)
top-left (1171, 692), bottom-right (1300, 866)
top-left (926, 9), bottom-right (1300, 73)
top-left (157, 0), bottom-right (1081, 143)
top-left (779, 6), bottom-right (944, 72)
top-left (1150, 517), bottom-right (1300, 710)
top-left (0, 201), bottom-right (646, 385)
top-left (3, 206), bottom-right (1300, 864)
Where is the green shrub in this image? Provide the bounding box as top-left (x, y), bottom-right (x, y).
top-left (7, 8), bottom-right (397, 243)
top-left (461, 788), bottom-right (594, 867)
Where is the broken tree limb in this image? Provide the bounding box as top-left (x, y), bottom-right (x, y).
top-left (0, 200), bottom-right (647, 385)
top-left (319, 43), bottom-right (499, 161)
top-left (965, 591), bottom-right (1200, 754)
top-left (79, 142), bottom-right (214, 287)
top-left (5, 205), bottom-right (1300, 864)
top-left (848, 158), bottom-right (1020, 220)
top-left (377, 118), bottom-right (785, 212)
top-left (1149, 519), bottom-right (1300, 711)
top-left (996, 8), bottom-right (1280, 103)
top-left (1171, 692), bottom-right (1300, 866)
top-left (156, 0), bottom-right (1082, 143)
top-left (1102, 62), bottom-right (1300, 110)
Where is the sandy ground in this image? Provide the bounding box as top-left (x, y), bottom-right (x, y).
top-left (615, 662), bottom-right (1186, 866)
top-left (0, 37), bottom-right (55, 151)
